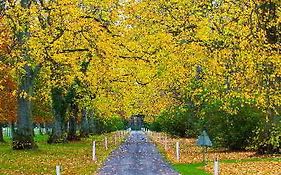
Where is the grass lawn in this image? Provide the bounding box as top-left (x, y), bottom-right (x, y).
top-left (173, 158), bottom-right (281, 175)
top-left (0, 132), bottom-right (126, 175)
top-left (173, 163), bottom-right (211, 175)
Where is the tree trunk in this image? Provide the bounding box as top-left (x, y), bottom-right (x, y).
top-left (88, 110), bottom-right (96, 134)
top-left (11, 122), bottom-right (15, 138)
top-left (80, 108), bottom-right (89, 138)
top-left (48, 87), bottom-right (67, 144)
top-left (13, 65), bottom-right (37, 150)
top-left (67, 103), bottom-right (79, 141)
top-left (0, 123), bottom-right (4, 142)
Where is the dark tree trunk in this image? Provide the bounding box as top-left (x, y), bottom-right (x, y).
top-left (80, 108), bottom-right (89, 138)
top-left (48, 87), bottom-right (67, 144)
top-left (88, 110), bottom-right (96, 134)
top-left (0, 124), bottom-right (4, 142)
top-left (12, 0), bottom-right (39, 150)
top-left (11, 122), bottom-right (15, 138)
top-left (13, 65), bottom-right (37, 150)
top-left (67, 103), bottom-right (79, 141)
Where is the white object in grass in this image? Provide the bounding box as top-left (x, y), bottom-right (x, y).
top-left (93, 141), bottom-right (96, 161)
top-left (56, 165), bottom-right (61, 175)
top-left (176, 141), bottom-right (180, 161)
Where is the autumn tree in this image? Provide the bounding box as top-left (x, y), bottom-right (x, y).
top-left (0, 64), bottom-right (17, 142)
top-left (0, 0), bottom-right (279, 153)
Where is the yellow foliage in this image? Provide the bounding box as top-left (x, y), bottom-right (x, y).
top-left (0, 0), bottom-right (280, 119)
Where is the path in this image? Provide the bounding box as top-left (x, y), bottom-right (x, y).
top-left (98, 131), bottom-right (179, 175)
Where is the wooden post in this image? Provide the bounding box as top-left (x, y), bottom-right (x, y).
top-left (92, 141), bottom-right (96, 161)
top-left (164, 135), bottom-right (168, 150)
top-left (105, 137), bottom-right (108, 150)
top-left (176, 141), bottom-right (180, 161)
top-left (203, 146), bottom-right (208, 164)
top-left (214, 157), bottom-right (219, 175)
top-left (56, 165), bottom-right (61, 175)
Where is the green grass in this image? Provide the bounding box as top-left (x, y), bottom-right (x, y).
top-left (173, 157), bottom-right (281, 175)
top-left (0, 133), bottom-right (126, 175)
top-left (173, 163), bottom-right (211, 175)
top-left (2, 134), bottom-right (48, 143)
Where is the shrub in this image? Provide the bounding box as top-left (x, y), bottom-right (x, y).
top-left (202, 101), bottom-right (264, 150)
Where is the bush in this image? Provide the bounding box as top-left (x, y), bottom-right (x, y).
top-left (94, 115), bottom-right (127, 134)
top-left (253, 122), bottom-right (281, 154)
top-left (202, 100), bottom-right (264, 150)
top-left (150, 98), bottom-right (267, 151)
top-left (150, 106), bottom-right (200, 138)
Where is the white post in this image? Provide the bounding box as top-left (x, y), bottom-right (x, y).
top-left (176, 141), bottom-right (180, 161)
top-left (92, 141), bottom-right (96, 161)
top-left (214, 157), bottom-right (219, 175)
top-left (105, 137), bottom-right (108, 150)
top-left (56, 165), bottom-right (61, 175)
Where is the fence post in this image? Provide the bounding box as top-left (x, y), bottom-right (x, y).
top-left (176, 141), bottom-right (180, 161)
top-left (214, 157), bottom-right (219, 175)
top-left (118, 131), bottom-right (121, 140)
top-left (105, 137), bottom-right (108, 150)
top-left (164, 135), bottom-right (168, 150)
top-left (93, 141), bottom-right (96, 161)
top-left (56, 165), bottom-right (61, 175)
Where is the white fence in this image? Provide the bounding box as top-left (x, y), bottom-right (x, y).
top-left (2, 127), bottom-right (49, 138)
top-left (2, 127), bottom-right (13, 138)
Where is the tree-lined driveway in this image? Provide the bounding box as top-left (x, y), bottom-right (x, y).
top-left (98, 131), bottom-right (179, 175)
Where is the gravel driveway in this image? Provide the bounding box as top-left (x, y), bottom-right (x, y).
top-left (97, 131), bottom-right (179, 175)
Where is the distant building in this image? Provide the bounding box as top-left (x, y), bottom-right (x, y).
top-left (129, 114), bottom-right (144, 130)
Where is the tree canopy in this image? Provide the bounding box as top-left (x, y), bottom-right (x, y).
top-left (0, 0), bottom-right (280, 151)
